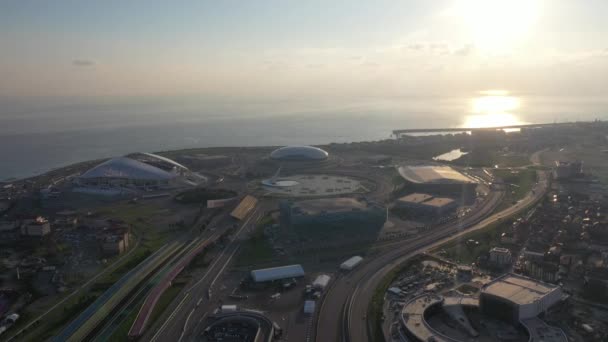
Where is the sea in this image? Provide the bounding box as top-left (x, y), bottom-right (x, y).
top-left (1, 94), bottom-right (607, 181)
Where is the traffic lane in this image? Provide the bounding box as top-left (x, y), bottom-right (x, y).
top-left (148, 207), bottom-right (265, 341)
top-left (178, 243), bottom-right (242, 341)
top-left (316, 188), bottom-right (504, 342)
top-left (315, 190), bottom-right (503, 342)
top-left (347, 172), bottom-right (548, 342)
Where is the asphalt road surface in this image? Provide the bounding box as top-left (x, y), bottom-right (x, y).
top-left (316, 168), bottom-right (548, 342)
top-left (145, 202), bottom-right (270, 342)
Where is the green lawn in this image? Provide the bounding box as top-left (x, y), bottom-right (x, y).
top-left (235, 215), bottom-right (275, 266)
top-left (438, 220), bottom-right (509, 264)
top-left (493, 168), bottom-right (537, 211)
top-left (107, 307), bottom-right (139, 342)
top-left (147, 283), bottom-right (185, 329)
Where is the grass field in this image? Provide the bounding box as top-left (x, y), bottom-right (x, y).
top-left (235, 215), bottom-right (275, 266)
top-left (438, 220), bottom-right (510, 264)
top-left (493, 168), bottom-right (537, 211)
top-left (107, 306), bottom-right (139, 342)
top-left (147, 283), bottom-right (186, 330)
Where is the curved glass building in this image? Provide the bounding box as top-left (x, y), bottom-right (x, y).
top-left (270, 145), bottom-right (329, 161)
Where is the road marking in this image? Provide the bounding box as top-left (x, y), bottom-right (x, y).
top-left (151, 206), bottom-right (261, 340)
top-left (178, 308), bottom-right (196, 342)
top-left (150, 292), bottom-right (190, 342)
top-left (209, 245), bottom-right (240, 291)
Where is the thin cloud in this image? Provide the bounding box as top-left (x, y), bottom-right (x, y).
top-left (453, 44), bottom-right (475, 56)
top-left (72, 59), bottom-right (95, 67)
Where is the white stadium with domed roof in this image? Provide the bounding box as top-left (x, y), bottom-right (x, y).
top-left (74, 152), bottom-right (204, 194)
top-left (270, 145), bottom-right (329, 161)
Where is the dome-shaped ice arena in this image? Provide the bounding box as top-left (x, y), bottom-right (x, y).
top-left (269, 146), bottom-right (329, 161)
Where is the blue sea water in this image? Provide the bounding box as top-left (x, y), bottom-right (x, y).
top-left (1, 95), bottom-right (607, 180)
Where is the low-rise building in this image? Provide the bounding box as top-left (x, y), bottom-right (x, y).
top-left (20, 217), bottom-right (51, 236)
top-left (500, 232), bottom-right (516, 244)
top-left (524, 261), bottom-right (559, 283)
top-left (280, 197), bottom-right (385, 242)
top-left (0, 220), bottom-right (19, 240)
top-left (101, 235), bottom-right (127, 255)
top-left (480, 273), bottom-right (563, 323)
top-left (523, 249), bottom-right (545, 261)
top-left (395, 193), bottom-right (457, 216)
top-left (554, 160), bottom-right (583, 180)
top-left (489, 247), bottom-right (512, 266)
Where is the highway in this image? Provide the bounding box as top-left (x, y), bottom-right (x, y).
top-left (315, 186), bottom-right (503, 342)
top-left (144, 201), bottom-right (270, 342)
top-left (316, 167), bottom-right (548, 342)
top-left (92, 238), bottom-right (203, 341)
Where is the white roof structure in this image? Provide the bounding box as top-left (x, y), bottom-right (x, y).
top-left (251, 265), bottom-right (305, 283)
top-left (482, 273), bottom-right (560, 305)
top-left (270, 146), bottom-right (329, 161)
top-left (422, 197), bottom-right (455, 208)
top-left (304, 300), bottom-right (316, 314)
top-left (137, 152), bottom-right (190, 171)
top-left (80, 157), bottom-right (175, 180)
top-left (397, 193), bottom-right (434, 204)
top-left (340, 256), bottom-right (363, 270)
top-left (313, 274), bottom-right (331, 289)
top-left (397, 165), bottom-right (476, 184)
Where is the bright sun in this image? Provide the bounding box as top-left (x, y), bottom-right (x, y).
top-left (456, 0), bottom-right (540, 52)
top-left (463, 91), bottom-right (525, 128)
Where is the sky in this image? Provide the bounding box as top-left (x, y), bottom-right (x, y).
top-left (2, 0), bottom-right (608, 100)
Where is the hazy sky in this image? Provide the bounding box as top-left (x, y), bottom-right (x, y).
top-left (2, 0), bottom-right (608, 99)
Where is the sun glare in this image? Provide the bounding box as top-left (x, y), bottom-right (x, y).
top-left (464, 91), bottom-right (524, 128)
top-left (472, 95), bottom-right (519, 114)
top-left (456, 0), bottom-right (540, 51)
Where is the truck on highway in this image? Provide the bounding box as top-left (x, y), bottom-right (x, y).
top-left (0, 313), bottom-right (19, 336)
top-left (340, 256), bottom-right (363, 271)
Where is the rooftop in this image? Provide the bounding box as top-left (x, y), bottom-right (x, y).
top-left (521, 317), bottom-right (568, 342)
top-left (482, 273), bottom-right (559, 305)
top-left (292, 197), bottom-right (368, 215)
top-left (401, 294), bottom-right (454, 342)
top-left (230, 195), bottom-right (258, 220)
top-left (80, 157), bottom-right (176, 180)
top-left (270, 145), bottom-right (329, 161)
top-left (397, 165), bottom-right (476, 185)
top-left (251, 264), bottom-right (305, 283)
top-left (422, 197), bottom-right (455, 208)
top-left (397, 193), bottom-right (434, 204)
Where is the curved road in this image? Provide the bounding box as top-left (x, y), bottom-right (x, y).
top-left (317, 167), bottom-right (548, 342)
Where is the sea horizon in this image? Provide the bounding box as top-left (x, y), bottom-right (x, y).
top-left (2, 94), bottom-right (607, 181)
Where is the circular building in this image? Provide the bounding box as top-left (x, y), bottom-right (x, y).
top-left (396, 165), bottom-right (479, 204)
top-left (74, 153), bottom-right (203, 193)
top-left (270, 146), bottom-right (328, 161)
top-left (77, 157), bottom-right (178, 187)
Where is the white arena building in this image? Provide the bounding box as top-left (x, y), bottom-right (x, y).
top-left (270, 145), bottom-right (329, 161)
top-left (480, 273), bottom-right (563, 322)
top-left (75, 153), bottom-right (200, 193)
